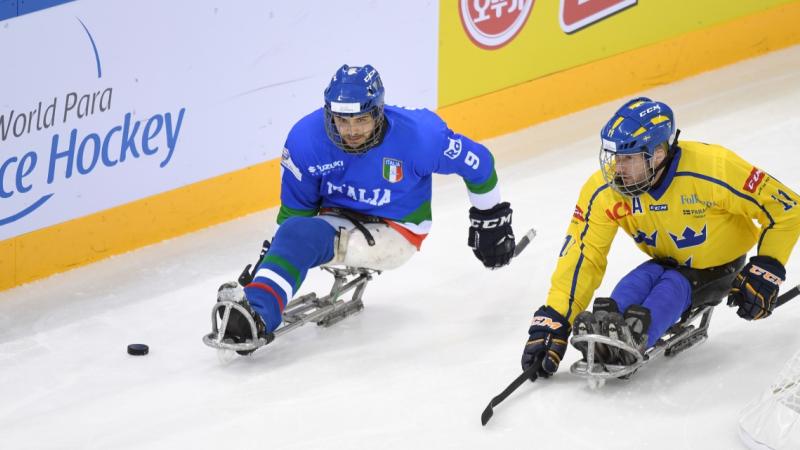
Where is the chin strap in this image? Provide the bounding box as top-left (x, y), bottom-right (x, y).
top-left (648, 128), bottom-right (681, 191)
top-left (670, 129), bottom-right (682, 151)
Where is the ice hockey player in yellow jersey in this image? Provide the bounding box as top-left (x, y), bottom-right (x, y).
top-left (520, 97), bottom-right (800, 378)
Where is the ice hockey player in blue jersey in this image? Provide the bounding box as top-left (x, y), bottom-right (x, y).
top-left (219, 64), bottom-right (516, 343)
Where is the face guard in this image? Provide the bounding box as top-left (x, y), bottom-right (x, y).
top-left (323, 64), bottom-right (386, 154)
top-left (600, 143), bottom-right (662, 197)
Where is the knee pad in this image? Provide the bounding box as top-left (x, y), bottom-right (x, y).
top-left (334, 223), bottom-right (416, 270)
top-left (317, 215), bottom-right (416, 270)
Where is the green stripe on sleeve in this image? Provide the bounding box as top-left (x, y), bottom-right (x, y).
top-left (465, 169), bottom-right (498, 194)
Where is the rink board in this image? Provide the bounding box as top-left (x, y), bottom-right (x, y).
top-left (2, 1), bottom-right (800, 291)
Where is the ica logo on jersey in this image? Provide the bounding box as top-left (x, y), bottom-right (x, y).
top-left (605, 201), bottom-right (632, 221)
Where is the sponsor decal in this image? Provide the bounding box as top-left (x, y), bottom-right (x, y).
top-left (531, 315), bottom-right (564, 330)
top-left (459, 0), bottom-right (534, 50)
top-left (743, 167), bottom-right (765, 193)
top-left (604, 201), bottom-right (631, 220)
top-left (749, 265), bottom-right (784, 285)
top-left (382, 158), bottom-right (403, 183)
top-left (638, 105), bottom-right (659, 117)
top-left (444, 137), bottom-right (462, 160)
top-left (307, 160), bottom-right (344, 176)
top-left (649, 204), bottom-right (668, 212)
top-left (669, 225), bottom-right (707, 249)
top-left (560, 0), bottom-right (637, 34)
top-left (681, 208), bottom-right (706, 218)
top-left (471, 213), bottom-right (512, 229)
top-left (680, 194), bottom-right (715, 208)
top-left (0, 18), bottom-right (186, 228)
top-left (572, 204), bottom-right (585, 222)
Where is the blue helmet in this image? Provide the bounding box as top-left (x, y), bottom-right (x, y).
top-left (599, 97), bottom-right (677, 196)
top-left (323, 64), bottom-right (386, 153)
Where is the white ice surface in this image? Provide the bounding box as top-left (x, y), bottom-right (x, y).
top-left (2, 46), bottom-right (800, 450)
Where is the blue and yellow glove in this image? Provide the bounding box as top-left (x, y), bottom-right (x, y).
top-left (728, 255), bottom-right (785, 321)
top-left (521, 305), bottom-right (571, 378)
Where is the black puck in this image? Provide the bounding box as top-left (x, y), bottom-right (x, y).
top-left (127, 343), bottom-right (149, 356)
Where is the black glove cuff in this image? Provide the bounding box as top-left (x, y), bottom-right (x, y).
top-left (469, 202), bottom-right (512, 219)
top-left (527, 305), bottom-right (571, 336)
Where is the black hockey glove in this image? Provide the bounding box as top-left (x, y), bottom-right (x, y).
top-left (727, 255), bottom-right (785, 321)
top-left (468, 202), bottom-right (515, 269)
top-left (521, 305), bottom-right (571, 379)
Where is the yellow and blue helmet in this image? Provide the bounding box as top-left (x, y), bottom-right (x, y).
top-left (599, 97), bottom-right (678, 196)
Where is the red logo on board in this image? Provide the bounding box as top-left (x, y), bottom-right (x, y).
top-left (459, 0), bottom-right (534, 50)
top-left (743, 167), bottom-right (765, 193)
top-left (560, 0), bottom-right (637, 34)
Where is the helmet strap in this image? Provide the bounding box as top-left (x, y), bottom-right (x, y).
top-left (649, 129), bottom-right (681, 190)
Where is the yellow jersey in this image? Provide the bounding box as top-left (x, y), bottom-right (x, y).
top-left (548, 141), bottom-right (800, 323)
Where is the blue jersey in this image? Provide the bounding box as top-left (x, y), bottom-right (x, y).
top-left (278, 105), bottom-right (500, 235)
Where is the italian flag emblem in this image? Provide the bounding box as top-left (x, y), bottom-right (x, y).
top-left (382, 158), bottom-right (403, 183)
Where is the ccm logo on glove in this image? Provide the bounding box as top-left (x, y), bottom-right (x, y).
top-left (530, 315), bottom-right (565, 330)
top-left (470, 214), bottom-right (512, 229)
top-left (748, 265), bottom-right (783, 285)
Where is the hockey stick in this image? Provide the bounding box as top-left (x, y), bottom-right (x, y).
top-left (513, 228), bottom-right (537, 258)
top-left (480, 284), bottom-right (799, 426)
top-left (776, 283), bottom-right (800, 308)
top-left (479, 229), bottom-right (538, 425)
top-left (481, 359), bottom-right (541, 426)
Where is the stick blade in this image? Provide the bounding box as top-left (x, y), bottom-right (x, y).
top-left (481, 404), bottom-right (494, 426)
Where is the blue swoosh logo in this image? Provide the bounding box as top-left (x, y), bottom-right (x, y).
top-left (77, 17), bottom-right (102, 78)
top-left (0, 193), bottom-right (54, 226)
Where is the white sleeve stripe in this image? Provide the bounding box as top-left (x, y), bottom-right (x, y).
top-left (254, 268), bottom-right (295, 299)
top-left (468, 185), bottom-right (501, 210)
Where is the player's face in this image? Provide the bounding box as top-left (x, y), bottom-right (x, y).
top-left (614, 153), bottom-right (650, 185)
top-left (333, 113), bottom-right (376, 149)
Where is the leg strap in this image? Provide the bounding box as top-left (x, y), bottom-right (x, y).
top-left (321, 208), bottom-right (380, 246)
